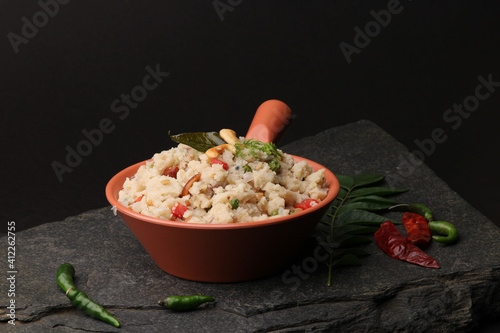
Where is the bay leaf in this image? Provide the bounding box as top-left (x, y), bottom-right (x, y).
top-left (168, 131), bottom-right (226, 152)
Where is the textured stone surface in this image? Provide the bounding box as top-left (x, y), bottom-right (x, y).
top-left (1, 120), bottom-right (499, 332)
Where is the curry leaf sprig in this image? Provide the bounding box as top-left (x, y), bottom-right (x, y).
top-left (314, 174), bottom-right (408, 286)
top-left (235, 139), bottom-right (284, 172)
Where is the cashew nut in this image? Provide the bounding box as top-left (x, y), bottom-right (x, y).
top-left (205, 129), bottom-right (238, 158)
top-left (206, 144), bottom-right (236, 158)
top-left (220, 129), bottom-right (239, 145)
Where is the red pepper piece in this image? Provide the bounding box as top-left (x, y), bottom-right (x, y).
top-left (294, 198), bottom-right (319, 210)
top-left (134, 195), bottom-right (143, 203)
top-left (402, 212), bottom-right (431, 245)
top-left (210, 158), bottom-right (229, 171)
top-left (162, 166), bottom-right (179, 178)
top-left (171, 202), bottom-right (189, 219)
top-left (375, 221), bottom-right (440, 268)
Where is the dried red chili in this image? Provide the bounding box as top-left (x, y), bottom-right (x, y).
top-left (375, 221), bottom-right (440, 268)
top-left (402, 212), bottom-right (431, 245)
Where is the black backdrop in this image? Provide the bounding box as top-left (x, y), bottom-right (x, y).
top-left (1, 0), bottom-right (499, 232)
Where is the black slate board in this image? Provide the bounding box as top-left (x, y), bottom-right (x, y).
top-left (1, 120), bottom-right (499, 332)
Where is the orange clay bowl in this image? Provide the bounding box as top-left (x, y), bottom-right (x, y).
top-left (106, 100), bottom-right (340, 282)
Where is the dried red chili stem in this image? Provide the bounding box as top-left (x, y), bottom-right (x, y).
top-left (375, 221), bottom-right (440, 268)
top-left (402, 212), bottom-right (431, 245)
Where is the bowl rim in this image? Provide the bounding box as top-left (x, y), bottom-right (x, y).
top-left (106, 155), bottom-right (340, 230)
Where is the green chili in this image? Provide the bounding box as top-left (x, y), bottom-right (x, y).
top-left (428, 221), bottom-right (458, 245)
top-left (158, 295), bottom-right (215, 311)
top-left (389, 203), bottom-right (434, 221)
top-left (243, 165), bottom-right (252, 173)
top-left (56, 263), bottom-right (120, 328)
top-left (57, 263), bottom-right (76, 292)
top-left (230, 198), bottom-right (240, 210)
top-left (409, 204), bottom-right (434, 221)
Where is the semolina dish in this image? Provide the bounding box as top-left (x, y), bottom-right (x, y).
top-left (118, 130), bottom-right (329, 224)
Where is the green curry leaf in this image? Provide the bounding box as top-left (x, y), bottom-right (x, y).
top-left (318, 173), bottom-right (409, 286)
top-left (331, 248), bottom-right (370, 259)
top-left (348, 195), bottom-right (399, 206)
top-left (348, 187), bottom-right (408, 198)
top-left (337, 201), bottom-right (396, 214)
top-left (337, 209), bottom-right (398, 226)
top-left (353, 174), bottom-right (385, 187)
top-left (337, 234), bottom-right (372, 247)
top-left (334, 224), bottom-right (379, 236)
top-left (336, 174), bottom-right (354, 190)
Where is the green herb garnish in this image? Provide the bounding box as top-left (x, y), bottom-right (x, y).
top-left (235, 139), bottom-right (283, 171)
top-left (235, 139), bottom-right (283, 160)
top-left (268, 159), bottom-right (281, 172)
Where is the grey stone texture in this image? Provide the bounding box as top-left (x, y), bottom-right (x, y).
top-left (1, 120), bottom-right (499, 332)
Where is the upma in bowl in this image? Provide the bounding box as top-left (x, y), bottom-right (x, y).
top-left (118, 132), bottom-right (329, 224)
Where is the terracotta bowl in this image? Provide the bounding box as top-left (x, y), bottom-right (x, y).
top-left (105, 100), bottom-right (340, 282)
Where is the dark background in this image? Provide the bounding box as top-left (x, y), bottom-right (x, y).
top-left (1, 0), bottom-right (499, 232)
